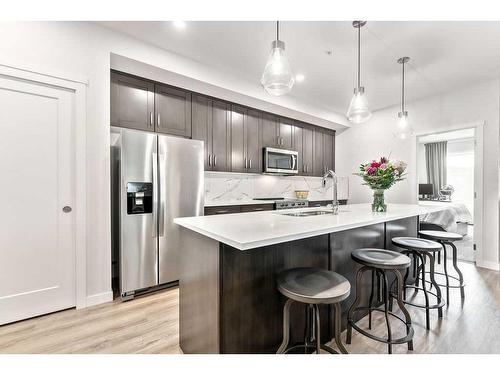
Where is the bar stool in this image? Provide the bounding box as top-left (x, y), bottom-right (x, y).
top-left (418, 230), bottom-right (465, 303)
top-left (391, 237), bottom-right (444, 330)
top-left (276, 267), bottom-right (350, 354)
top-left (346, 248), bottom-right (414, 354)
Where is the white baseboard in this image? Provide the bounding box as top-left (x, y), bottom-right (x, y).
top-left (84, 291), bottom-right (113, 308)
top-left (476, 260), bottom-right (500, 271)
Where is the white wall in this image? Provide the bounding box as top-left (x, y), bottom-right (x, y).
top-left (0, 22), bottom-right (347, 305)
top-left (336, 79), bottom-right (500, 268)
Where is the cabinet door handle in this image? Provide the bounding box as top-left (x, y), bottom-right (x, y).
top-left (214, 155), bottom-right (217, 167)
top-left (216, 209), bottom-right (229, 214)
top-left (150, 112), bottom-right (153, 126)
top-left (249, 158), bottom-right (252, 169)
top-left (157, 113), bottom-right (161, 127)
top-left (245, 157), bottom-right (248, 169)
top-left (208, 154), bottom-right (212, 167)
top-left (280, 137), bottom-right (284, 146)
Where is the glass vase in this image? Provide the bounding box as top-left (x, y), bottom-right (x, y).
top-left (372, 189), bottom-right (387, 212)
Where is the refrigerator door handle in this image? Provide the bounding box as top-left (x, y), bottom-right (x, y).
top-left (152, 152), bottom-right (158, 238)
top-left (158, 153), bottom-right (166, 237)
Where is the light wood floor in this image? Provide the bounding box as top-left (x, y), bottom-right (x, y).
top-left (0, 262), bottom-right (499, 354)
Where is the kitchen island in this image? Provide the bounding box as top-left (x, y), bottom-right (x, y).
top-left (174, 203), bottom-right (445, 354)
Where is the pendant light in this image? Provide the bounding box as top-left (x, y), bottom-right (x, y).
top-left (346, 21), bottom-right (372, 124)
top-left (261, 21), bottom-right (295, 96)
top-left (394, 57), bottom-right (415, 139)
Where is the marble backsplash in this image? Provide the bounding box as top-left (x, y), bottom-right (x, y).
top-left (205, 172), bottom-right (349, 204)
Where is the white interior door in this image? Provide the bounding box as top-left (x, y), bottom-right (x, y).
top-left (0, 75), bottom-right (76, 325)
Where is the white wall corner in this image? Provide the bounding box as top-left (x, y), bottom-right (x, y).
top-left (84, 291), bottom-right (114, 308)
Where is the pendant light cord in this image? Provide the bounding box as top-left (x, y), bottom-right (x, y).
top-left (276, 21), bottom-right (280, 41)
top-left (401, 60), bottom-right (405, 113)
top-left (357, 24), bottom-right (361, 90)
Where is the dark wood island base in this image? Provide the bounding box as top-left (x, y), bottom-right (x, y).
top-left (179, 216), bottom-right (418, 354)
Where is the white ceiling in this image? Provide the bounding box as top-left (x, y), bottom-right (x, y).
top-left (99, 21), bottom-right (500, 116)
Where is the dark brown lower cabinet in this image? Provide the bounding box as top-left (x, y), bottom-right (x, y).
top-left (179, 216), bottom-right (419, 354)
top-left (204, 204), bottom-right (274, 216)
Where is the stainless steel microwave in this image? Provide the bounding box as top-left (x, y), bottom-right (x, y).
top-left (263, 147), bottom-right (299, 175)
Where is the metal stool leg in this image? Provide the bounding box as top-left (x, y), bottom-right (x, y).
top-left (393, 269), bottom-right (414, 351)
top-left (414, 254), bottom-right (420, 287)
top-left (346, 266), bottom-right (368, 344)
top-left (277, 299), bottom-right (294, 353)
top-left (440, 242), bottom-right (450, 306)
top-left (381, 270), bottom-right (392, 354)
top-left (415, 252), bottom-right (431, 330)
top-left (332, 303), bottom-right (348, 354)
top-left (426, 252), bottom-right (443, 318)
top-left (402, 251), bottom-right (411, 300)
top-left (368, 270), bottom-right (376, 329)
top-left (437, 248), bottom-right (441, 264)
top-left (450, 241), bottom-right (465, 300)
top-left (313, 305), bottom-right (321, 354)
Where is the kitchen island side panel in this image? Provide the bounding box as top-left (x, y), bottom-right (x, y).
top-left (178, 227), bottom-right (220, 354)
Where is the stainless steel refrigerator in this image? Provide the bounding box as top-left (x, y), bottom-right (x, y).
top-left (111, 127), bottom-right (204, 300)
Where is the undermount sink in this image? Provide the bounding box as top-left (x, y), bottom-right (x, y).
top-left (278, 209), bottom-right (338, 217)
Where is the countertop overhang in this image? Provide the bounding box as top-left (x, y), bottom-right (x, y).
top-left (174, 203), bottom-right (448, 251)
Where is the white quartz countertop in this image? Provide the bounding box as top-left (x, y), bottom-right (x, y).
top-left (174, 203), bottom-right (446, 251)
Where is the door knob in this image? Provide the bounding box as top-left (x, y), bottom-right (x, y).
top-left (63, 206), bottom-right (72, 213)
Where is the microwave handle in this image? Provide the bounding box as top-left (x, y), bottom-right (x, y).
top-left (292, 154), bottom-right (297, 171)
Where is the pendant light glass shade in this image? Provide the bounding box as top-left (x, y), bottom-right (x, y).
top-left (346, 21), bottom-right (371, 124)
top-left (346, 86), bottom-right (372, 123)
top-left (261, 23), bottom-right (295, 96)
top-left (394, 111), bottom-right (414, 139)
top-left (394, 57), bottom-right (414, 139)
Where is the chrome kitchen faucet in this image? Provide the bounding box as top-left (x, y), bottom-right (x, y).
top-left (322, 170), bottom-right (339, 215)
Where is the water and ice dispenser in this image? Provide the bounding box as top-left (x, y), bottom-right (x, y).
top-left (126, 182), bottom-right (153, 215)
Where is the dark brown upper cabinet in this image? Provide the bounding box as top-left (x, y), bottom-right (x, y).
top-left (111, 71), bottom-right (155, 131)
top-left (230, 105), bottom-right (261, 173)
top-left (245, 109), bottom-right (261, 173)
top-left (261, 112), bottom-right (279, 148)
top-left (211, 100), bottom-right (230, 172)
top-left (323, 130), bottom-right (335, 173)
top-left (313, 128), bottom-right (325, 177)
top-left (230, 105), bottom-right (246, 173)
top-left (260, 113), bottom-right (294, 149)
top-left (278, 117), bottom-right (293, 149)
top-left (292, 124), bottom-right (303, 175)
top-left (192, 95), bottom-right (213, 170)
top-left (192, 95), bottom-right (230, 172)
top-left (111, 70), bottom-right (335, 176)
top-left (294, 122), bottom-right (314, 176)
top-left (155, 84), bottom-right (192, 137)
top-left (312, 128), bottom-right (336, 177)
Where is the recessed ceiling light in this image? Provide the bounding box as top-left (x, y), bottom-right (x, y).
top-left (173, 21), bottom-right (187, 30)
top-left (295, 74), bottom-right (305, 82)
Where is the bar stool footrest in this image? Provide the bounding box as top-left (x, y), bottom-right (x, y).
top-left (402, 285), bottom-right (446, 309)
top-left (349, 307), bottom-right (414, 345)
top-left (417, 271), bottom-right (466, 289)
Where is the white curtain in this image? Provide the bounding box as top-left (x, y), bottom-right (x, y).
top-left (425, 141), bottom-right (447, 198)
